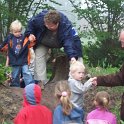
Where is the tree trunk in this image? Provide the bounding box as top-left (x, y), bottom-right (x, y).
top-left (121, 93), bottom-right (124, 121)
top-left (48, 55), bottom-right (69, 83)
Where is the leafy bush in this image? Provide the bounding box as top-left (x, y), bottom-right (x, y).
top-left (83, 41), bottom-right (124, 68)
top-left (0, 65), bottom-right (6, 84)
top-left (0, 64), bottom-right (11, 84)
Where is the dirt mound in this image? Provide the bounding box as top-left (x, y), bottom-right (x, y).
top-left (0, 85), bottom-right (23, 123)
top-left (0, 82), bottom-right (57, 123)
top-left (0, 82), bottom-right (122, 123)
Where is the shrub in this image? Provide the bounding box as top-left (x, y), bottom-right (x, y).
top-left (0, 65), bottom-right (11, 84)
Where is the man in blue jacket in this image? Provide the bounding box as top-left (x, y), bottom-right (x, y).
top-left (25, 10), bottom-right (83, 86)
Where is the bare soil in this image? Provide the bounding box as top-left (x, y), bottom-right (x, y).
top-left (0, 82), bottom-right (122, 123)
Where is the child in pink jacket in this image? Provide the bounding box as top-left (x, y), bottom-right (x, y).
top-left (86, 91), bottom-right (117, 124)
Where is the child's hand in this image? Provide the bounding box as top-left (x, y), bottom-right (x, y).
top-left (29, 34), bottom-right (36, 42)
top-left (70, 57), bottom-right (76, 64)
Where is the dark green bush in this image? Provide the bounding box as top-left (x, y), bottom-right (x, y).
top-left (0, 53), bottom-right (6, 65)
top-left (0, 64), bottom-right (6, 84)
top-left (0, 65), bottom-right (11, 84)
top-left (83, 41), bottom-right (124, 67)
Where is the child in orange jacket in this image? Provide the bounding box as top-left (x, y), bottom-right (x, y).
top-left (0, 20), bottom-right (35, 87)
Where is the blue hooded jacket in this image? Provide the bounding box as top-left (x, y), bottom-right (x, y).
top-left (53, 104), bottom-right (84, 124)
top-left (25, 10), bottom-right (83, 59)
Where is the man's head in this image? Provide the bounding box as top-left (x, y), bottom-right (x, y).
top-left (44, 10), bottom-right (60, 31)
top-left (119, 30), bottom-right (124, 48)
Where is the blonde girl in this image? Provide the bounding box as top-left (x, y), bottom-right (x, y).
top-left (53, 80), bottom-right (83, 124)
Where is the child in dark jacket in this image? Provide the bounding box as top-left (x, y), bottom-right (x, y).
top-left (53, 80), bottom-right (83, 124)
top-left (0, 20), bottom-right (35, 87)
top-left (14, 83), bottom-right (52, 124)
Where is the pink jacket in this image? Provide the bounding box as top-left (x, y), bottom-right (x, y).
top-left (86, 108), bottom-right (117, 124)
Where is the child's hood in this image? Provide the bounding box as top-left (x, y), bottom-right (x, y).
top-left (23, 83), bottom-right (41, 107)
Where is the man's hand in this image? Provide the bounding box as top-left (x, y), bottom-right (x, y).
top-left (88, 77), bottom-right (97, 86)
top-left (90, 77), bottom-right (97, 86)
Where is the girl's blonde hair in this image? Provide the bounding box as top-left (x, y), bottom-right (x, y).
top-left (94, 91), bottom-right (110, 109)
top-left (10, 20), bottom-right (22, 33)
top-left (54, 80), bottom-right (73, 115)
top-left (69, 61), bottom-right (85, 73)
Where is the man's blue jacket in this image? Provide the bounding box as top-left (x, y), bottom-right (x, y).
top-left (25, 10), bottom-right (83, 59)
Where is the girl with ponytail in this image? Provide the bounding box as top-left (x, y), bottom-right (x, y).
top-left (53, 80), bottom-right (83, 124)
top-left (86, 91), bottom-right (117, 124)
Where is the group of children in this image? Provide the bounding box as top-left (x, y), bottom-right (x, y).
top-left (0, 20), bottom-right (117, 124)
top-left (14, 61), bottom-right (117, 124)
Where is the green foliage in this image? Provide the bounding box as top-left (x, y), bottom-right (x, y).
top-left (0, 64), bottom-right (6, 84)
top-left (0, 53), bottom-right (7, 84)
top-left (87, 65), bottom-right (119, 76)
top-left (0, 53), bottom-right (6, 65)
top-left (83, 41), bottom-right (124, 67)
top-left (0, 0), bottom-right (61, 42)
top-left (120, 120), bottom-right (124, 124)
top-left (68, 0), bottom-right (124, 67)
top-left (0, 65), bottom-right (11, 84)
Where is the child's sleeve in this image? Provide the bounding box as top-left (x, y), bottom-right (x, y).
top-left (83, 78), bottom-right (93, 91)
top-left (0, 35), bottom-right (10, 51)
top-left (112, 114), bottom-right (117, 124)
top-left (48, 111), bottom-right (52, 124)
top-left (69, 79), bottom-right (92, 94)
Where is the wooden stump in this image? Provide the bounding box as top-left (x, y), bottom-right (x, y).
top-left (48, 55), bottom-right (69, 83)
